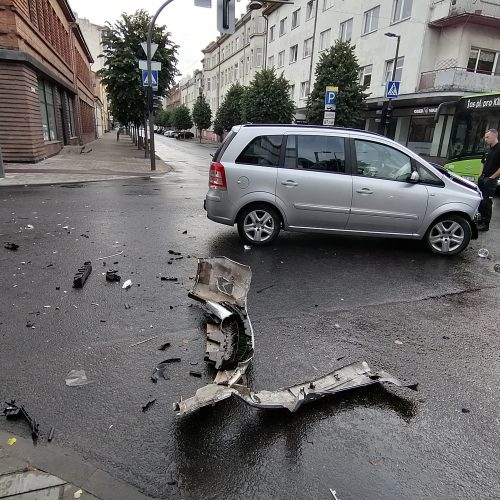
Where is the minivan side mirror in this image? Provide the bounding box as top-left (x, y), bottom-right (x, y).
top-left (408, 171), bottom-right (420, 183)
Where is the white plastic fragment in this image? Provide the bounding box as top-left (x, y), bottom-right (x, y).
top-left (74, 489), bottom-right (83, 498)
top-left (122, 279), bottom-right (132, 289)
top-left (65, 370), bottom-right (91, 386)
top-left (395, 340), bottom-right (403, 345)
top-left (244, 245), bottom-right (251, 250)
top-left (478, 248), bottom-right (489, 258)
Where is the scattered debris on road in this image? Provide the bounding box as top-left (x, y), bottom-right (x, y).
top-left (158, 342), bottom-right (171, 351)
top-left (175, 257), bottom-right (417, 416)
top-left (7, 437), bottom-right (16, 446)
top-left (329, 488), bottom-right (340, 500)
top-left (73, 261), bottom-right (92, 288)
top-left (189, 370), bottom-right (202, 378)
top-left (256, 284), bottom-right (275, 294)
top-left (478, 248), bottom-right (489, 258)
top-left (494, 264), bottom-right (500, 273)
top-left (48, 426), bottom-right (55, 442)
top-left (4, 242), bottom-right (19, 251)
top-left (80, 234), bottom-right (89, 238)
top-left (168, 250), bottom-right (182, 255)
top-left (142, 399), bottom-right (156, 412)
top-left (244, 245), bottom-right (251, 251)
top-left (182, 230), bottom-right (187, 234)
top-left (106, 270), bottom-right (121, 282)
top-left (395, 340), bottom-right (403, 345)
top-left (161, 277), bottom-right (178, 281)
top-left (129, 336), bottom-right (158, 348)
top-left (2, 400), bottom-right (40, 442)
top-left (122, 279), bottom-right (132, 289)
top-left (125, 303), bottom-right (131, 309)
top-left (65, 369), bottom-right (91, 386)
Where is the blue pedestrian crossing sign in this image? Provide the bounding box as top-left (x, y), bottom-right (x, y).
top-left (386, 80), bottom-right (400, 99)
top-left (142, 69), bottom-right (158, 87)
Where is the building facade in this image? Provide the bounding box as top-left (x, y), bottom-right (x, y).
top-left (76, 16), bottom-right (111, 137)
top-left (0, 0), bottom-right (95, 162)
top-left (200, 0), bottom-right (500, 161)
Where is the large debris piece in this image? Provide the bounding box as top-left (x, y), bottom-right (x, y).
top-left (73, 261), bottom-right (92, 288)
top-left (2, 400), bottom-right (40, 441)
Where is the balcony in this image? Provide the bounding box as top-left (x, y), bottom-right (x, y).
top-left (430, 0), bottom-right (500, 28)
top-left (418, 67), bottom-right (500, 92)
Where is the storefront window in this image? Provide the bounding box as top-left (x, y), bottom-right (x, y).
top-left (407, 116), bottom-right (435, 155)
top-left (38, 79), bottom-right (58, 141)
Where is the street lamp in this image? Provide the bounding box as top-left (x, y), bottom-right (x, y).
top-left (383, 32), bottom-right (401, 137)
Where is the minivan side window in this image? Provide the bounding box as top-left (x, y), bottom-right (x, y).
top-left (354, 139), bottom-right (412, 182)
top-left (235, 135), bottom-right (283, 166)
top-left (284, 135), bottom-right (346, 172)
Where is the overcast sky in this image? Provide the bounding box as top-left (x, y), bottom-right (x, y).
top-left (69, 0), bottom-right (247, 77)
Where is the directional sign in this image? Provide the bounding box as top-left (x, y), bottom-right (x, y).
top-left (142, 69), bottom-right (158, 87)
top-left (141, 42), bottom-right (158, 59)
top-left (324, 86), bottom-right (338, 111)
top-left (386, 81), bottom-right (400, 99)
top-left (139, 60), bottom-right (162, 71)
top-left (323, 117), bottom-right (336, 126)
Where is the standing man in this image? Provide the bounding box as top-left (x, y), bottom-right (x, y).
top-left (477, 129), bottom-right (500, 231)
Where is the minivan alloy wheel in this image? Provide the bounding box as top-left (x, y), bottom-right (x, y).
top-left (237, 205), bottom-right (281, 245)
top-left (426, 215), bottom-right (471, 255)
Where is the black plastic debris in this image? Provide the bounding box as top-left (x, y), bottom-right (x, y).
top-left (80, 234), bottom-right (89, 239)
top-left (106, 270), bottom-right (121, 282)
top-left (26, 321), bottom-right (35, 328)
top-left (48, 426), bottom-right (55, 442)
top-left (2, 400), bottom-right (39, 442)
top-left (124, 303), bottom-right (131, 309)
top-left (4, 242), bottom-right (19, 251)
top-left (168, 250), bottom-right (181, 255)
top-left (189, 370), bottom-right (202, 378)
top-left (151, 358), bottom-right (181, 382)
top-left (141, 399), bottom-right (156, 412)
top-left (182, 230), bottom-right (187, 234)
top-left (158, 342), bottom-right (171, 351)
top-left (161, 277), bottom-right (178, 282)
top-left (461, 408), bottom-right (470, 414)
top-left (73, 261), bottom-right (92, 288)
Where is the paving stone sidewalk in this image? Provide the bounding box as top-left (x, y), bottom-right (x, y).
top-left (0, 132), bottom-right (168, 187)
top-left (0, 432), bottom-right (154, 500)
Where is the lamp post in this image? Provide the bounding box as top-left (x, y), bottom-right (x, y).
top-left (383, 32), bottom-right (401, 137)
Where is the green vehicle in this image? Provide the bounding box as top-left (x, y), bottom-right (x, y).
top-left (443, 92), bottom-right (500, 183)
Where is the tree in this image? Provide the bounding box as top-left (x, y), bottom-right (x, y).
top-left (218, 83), bottom-right (246, 131)
top-left (306, 41), bottom-right (368, 127)
top-left (156, 109), bottom-right (172, 128)
top-left (242, 69), bottom-right (294, 124)
top-left (213, 114), bottom-right (224, 141)
top-left (98, 10), bottom-right (178, 128)
top-left (192, 94), bottom-right (212, 142)
top-left (172, 105), bottom-right (193, 131)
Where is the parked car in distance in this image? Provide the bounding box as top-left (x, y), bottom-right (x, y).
top-left (205, 124), bottom-right (481, 256)
top-left (164, 130), bottom-right (175, 137)
top-left (174, 131), bottom-right (194, 139)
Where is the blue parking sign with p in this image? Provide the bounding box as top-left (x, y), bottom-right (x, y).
top-left (324, 86), bottom-right (338, 111)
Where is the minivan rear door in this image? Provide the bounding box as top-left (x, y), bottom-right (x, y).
top-left (275, 133), bottom-right (353, 230)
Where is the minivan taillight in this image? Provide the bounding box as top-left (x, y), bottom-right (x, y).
top-left (209, 162), bottom-right (227, 190)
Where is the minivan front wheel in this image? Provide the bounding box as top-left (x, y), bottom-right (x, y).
top-left (237, 204), bottom-right (281, 246)
top-left (425, 215), bottom-right (471, 255)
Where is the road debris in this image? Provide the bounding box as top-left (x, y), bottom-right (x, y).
top-left (329, 489), bottom-right (340, 500)
top-left (189, 370), bottom-right (202, 378)
top-left (151, 358), bottom-right (180, 382)
top-left (65, 370), bottom-right (91, 386)
top-left (73, 261), bottom-right (92, 288)
top-left (168, 250), bottom-right (182, 255)
top-left (122, 279), bottom-right (132, 289)
top-left (97, 250), bottom-right (124, 260)
top-left (74, 489), bottom-right (83, 499)
top-left (129, 336), bottom-right (158, 348)
top-left (48, 426), bottom-right (55, 442)
top-left (125, 303), bottom-right (131, 309)
top-left (395, 340), bottom-right (403, 345)
top-left (256, 284), bottom-right (275, 294)
top-left (478, 248), bottom-right (489, 258)
top-left (142, 399), bottom-right (156, 412)
top-left (461, 408), bottom-right (470, 414)
top-left (2, 401), bottom-right (40, 442)
top-left (182, 230), bottom-right (188, 234)
top-left (4, 242), bottom-right (19, 251)
top-left (158, 342), bottom-right (171, 351)
top-left (244, 245), bottom-right (251, 251)
top-left (161, 277), bottom-right (178, 281)
top-left (494, 264), bottom-right (500, 273)
top-left (26, 321), bottom-right (35, 328)
top-left (7, 437), bottom-right (16, 446)
top-left (106, 270), bottom-right (121, 282)
top-left (175, 257), bottom-right (417, 416)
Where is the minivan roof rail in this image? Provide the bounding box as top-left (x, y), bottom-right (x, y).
top-left (240, 123), bottom-right (383, 137)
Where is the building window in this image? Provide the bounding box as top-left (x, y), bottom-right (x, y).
top-left (359, 65), bottom-right (373, 86)
top-left (236, 37), bottom-right (240, 50)
top-left (300, 81), bottom-right (310, 99)
top-left (292, 8), bottom-right (300, 29)
top-left (319, 29), bottom-right (331, 52)
top-left (269, 25), bottom-right (275, 42)
top-left (255, 47), bottom-right (263, 67)
top-left (290, 44), bottom-right (298, 64)
top-left (384, 56), bottom-right (404, 82)
top-left (221, 48), bottom-right (225, 60)
top-left (38, 79), bottom-right (57, 141)
top-left (306, 0), bottom-right (315, 20)
top-left (255, 17), bottom-right (265, 34)
top-left (392, 0), bottom-right (412, 23)
top-left (323, 0), bottom-right (334, 11)
top-left (234, 64), bottom-right (238, 80)
top-left (65, 93), bottom-right (76, 138)
top-left (240, 58), bottom-right (244, 77)
top-left (278, 50), bottom-right (285, 67)
top-left (289, 84), bottom-right (295, 99)
top-left (467, 47), bottom-right (500, 75)
top-left (279, 17), bottom-right (287, 36)
top-left (268, 55), bottom-right (275, 68)
top-left (362, 6), bottom-right (380, 35)
top-left (339, 18), bottom-right (353, 42)
top-left (303, 38), bottom-right (313, 58)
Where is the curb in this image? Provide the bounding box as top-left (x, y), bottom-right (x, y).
top-left (0, 431), bottom-right (154, 500)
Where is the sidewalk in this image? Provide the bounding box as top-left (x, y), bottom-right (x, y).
top-left (0, 132), bottom-right (169, 187)
top-left (0, 432), bottom-right (154, 500)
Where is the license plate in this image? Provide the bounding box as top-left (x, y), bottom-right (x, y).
top-left (462, 176), bottom-right (475, 182)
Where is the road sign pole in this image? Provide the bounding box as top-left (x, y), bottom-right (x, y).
top-left (147, 0), bottom-right (175, 171)
top-left (385, 35), bottom-right (400, 137)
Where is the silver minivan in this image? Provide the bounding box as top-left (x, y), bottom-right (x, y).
top-left (205, 125), bottom-right (481, 255)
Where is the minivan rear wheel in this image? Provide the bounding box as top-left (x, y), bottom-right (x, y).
top-left (425, 215), bottom-right (471, 255)
top-left (237, 204), bottom-right (281, 246)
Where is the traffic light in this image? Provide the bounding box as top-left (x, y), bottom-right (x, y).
top-left (217, 0), bottom-right (235, 34)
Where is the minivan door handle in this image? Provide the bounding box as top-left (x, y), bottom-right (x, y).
top-left (356, 188), bottom-right (373, 194)
top-left (281, 180), bottom-right (298, 187)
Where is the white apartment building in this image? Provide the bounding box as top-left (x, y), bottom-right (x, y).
top-left (200, 0), bottom-right (500, 160)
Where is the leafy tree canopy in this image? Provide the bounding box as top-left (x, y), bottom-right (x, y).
top-left (172, 105), bottom-right (193, 131)
top-left (192, 94), bottom-right (212, 138)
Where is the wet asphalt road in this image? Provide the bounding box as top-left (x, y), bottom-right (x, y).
top-left (1, 135), bottom-right (500, 500)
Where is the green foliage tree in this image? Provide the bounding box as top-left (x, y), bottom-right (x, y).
top-left (217, 83), bottom-right (246, 131)
top-left (172, 105), bottom-right (193, 131)
top-left (306, 41), bottom-right (368, 127)
top-left (98, 10), bottom-right (178, 127)
top-left (242, 69), bottom-right (294, 124)
top-left (156, 109), bottom-right (172, 128)
top-left (213, 114), bottom-right (224, 140)
top-left (192, 94), bottom-right (212, 142)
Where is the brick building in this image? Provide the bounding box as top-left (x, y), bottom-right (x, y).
top-left (0, 0), bottom-right (96, 162)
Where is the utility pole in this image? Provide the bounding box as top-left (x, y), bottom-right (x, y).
top-left (383, 32), bottom-right (401, 137)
